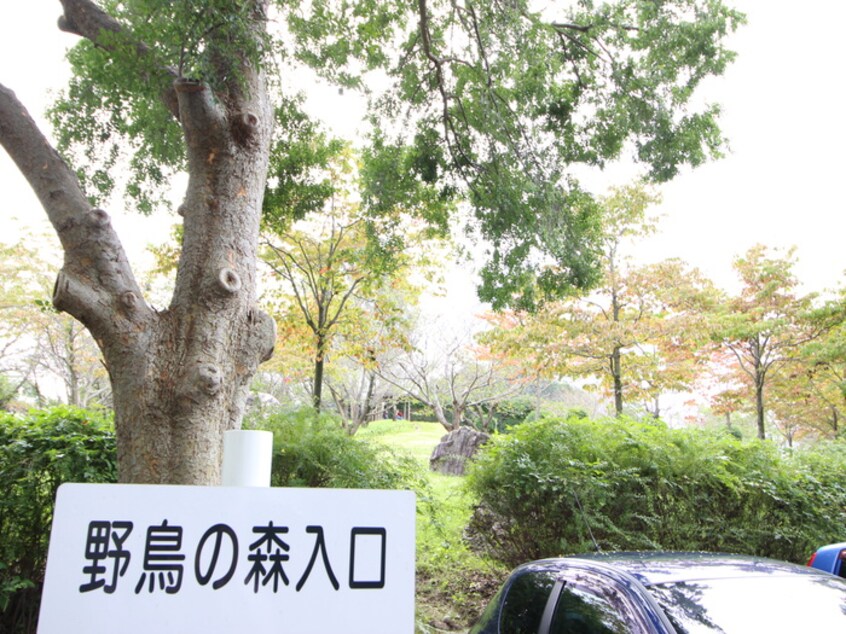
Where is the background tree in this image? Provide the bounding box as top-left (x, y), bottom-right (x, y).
top-left (0, 0), bottom-right (743, 483)
top-left (0, 241), bottom-right (46, 401)
top-left (767, 364), bottom-right (832, 446)
top-left (32, 312), bottom-right (110, 409)
top-left (382, 326), bottom-right (526, 432)
top-left (484, 185), bottom-right (716, 417)
top-left (799, 289), bottom-right (846, 437)
top-left (323, 278), bottom-right (421, 434)
top-left (262, 186), bottom-right (434, 411)
top-left (699, 349), bottom-right (751, 433)
top-left (611, 258), bottom-right (717, 418)
top-left (0, 238), bottom-right (109, 409)
top-left (709, 245), bottom-right (822, 440)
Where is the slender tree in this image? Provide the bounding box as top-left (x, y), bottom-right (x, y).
top-left (710, 245), bottom-right (821, 440)
top-left (262, 196), bottom-right (430, 411)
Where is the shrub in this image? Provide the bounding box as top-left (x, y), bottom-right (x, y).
top-left (465, 414), bottom-right (846, 566)
top-left (0, 407), bottom-right (116, 633)
top-left (259, 406), bottom-right (423, 490)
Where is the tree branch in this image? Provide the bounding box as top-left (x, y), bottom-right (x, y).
top-left (59, 0), bottom-right (181, 118)
top-left (0, 84), bottom-right (152, 341)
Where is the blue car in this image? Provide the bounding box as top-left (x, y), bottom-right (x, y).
top-left (808, 542), bottom-right (846, 577)
top-left (469, 552), bottom-right (846, 633)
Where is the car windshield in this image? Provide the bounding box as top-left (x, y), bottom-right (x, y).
top-left (648, 574), bottom-right (846, 632)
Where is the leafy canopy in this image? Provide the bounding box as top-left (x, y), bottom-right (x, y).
top-left (50, 0), bottom-right (744, 307)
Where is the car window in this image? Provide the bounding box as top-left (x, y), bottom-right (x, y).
top-left (548, 583), bottom-right (630, 634)
top-left (649, 574), bottom-right (846, 633)
top-left (499, 571), bottom-right (558, 634)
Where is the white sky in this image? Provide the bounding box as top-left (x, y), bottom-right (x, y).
top-left (633, 0), bottom-right (846, 294)
top-left (1, 0), bottom-right (844, 300)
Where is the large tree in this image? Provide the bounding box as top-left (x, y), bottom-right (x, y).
top-left (0, 0), bottom-right (742, 484)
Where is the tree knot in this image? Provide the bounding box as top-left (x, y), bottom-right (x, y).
top-left (230, 112), bottom-right (260, 148)
top-left (217, 268), bottom-right (242, 295)
top-left (247, 308), bottom-right (277, 363)
top-left (87, 208), bottom-right (111, 228)
top-left (195, 363), bottom-right (222, 396)
top-left (120, 291), bottom-right (138, 311)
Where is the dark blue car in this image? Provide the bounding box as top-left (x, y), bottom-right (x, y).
top-left (469, 552), bottom-right (846, 633)
top-left (808, 542), bottom-right (846, 578)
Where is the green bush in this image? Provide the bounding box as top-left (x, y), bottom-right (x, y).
top-left (465, 414), bottom-right (846, 566)
top-left (259, 407), bottom-right (424, 490)
top-left (0, 406), bottom-right (116, 633)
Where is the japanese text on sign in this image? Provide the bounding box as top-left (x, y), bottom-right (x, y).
top-left (38, 484), bottom-right (415, 634)
top-left (78, 519), bottom-right (385, 595)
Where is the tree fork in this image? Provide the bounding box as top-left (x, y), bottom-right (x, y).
top-left (0, 1), bottom-right (276, 485)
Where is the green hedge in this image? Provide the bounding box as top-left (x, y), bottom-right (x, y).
top-left (1, 406), bottom-right (427, 633)
top-left (465, 414), bottom-right (846, 566)
top-left (0, 407), bottom-right (116, 633)
top-left (259, 406), bottom-right (424, 490)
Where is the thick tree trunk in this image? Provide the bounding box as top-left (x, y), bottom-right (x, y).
top-left (0, 0), bottom-right (276, 484)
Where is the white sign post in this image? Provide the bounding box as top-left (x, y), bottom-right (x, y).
top-left (220, 429), bottom-right (273, 486)
top-left (38, 483), bottom-right (415, 634)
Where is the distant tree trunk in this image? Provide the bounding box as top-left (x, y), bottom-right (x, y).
top-left (471, 403), bottom-right (498, 432)
top-left (450, 402), bottom-right (465, 430)
top-left (431, 401), bottom-right (453, 431)
top-left (66, 327), bottom-right (80, 407)
top-left (327, 369), bottom-right (376, 435)
top-left (755, 375), bottom-right (766, 440)
top-left (313, 332), bottom-right (327, 411)
top-left (611, 345), bottom-right (624, 416)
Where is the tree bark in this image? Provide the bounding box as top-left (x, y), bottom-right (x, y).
top-left (313, 332), bottom-right (326, 411)
top-left (611, 345), bottom-right (623, 417)
top-left (0, 0), bottom-right (276, 484)
top-left (754, 377), bottom-right (766, 440)
top-left (431, 401), bottom-right (450, 430)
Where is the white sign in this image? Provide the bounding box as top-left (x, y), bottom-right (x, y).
top-left (38, 483), bottom-right (416, 634)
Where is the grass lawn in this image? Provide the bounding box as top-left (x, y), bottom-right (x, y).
top-left (358, 420), bottom-right (506, 633)
top-left (357, 419), bottom-right (447, 465)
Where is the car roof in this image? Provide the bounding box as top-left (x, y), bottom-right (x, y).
top-left (523, 551), bottom-right (831, 587)
top-left (815, 542), bottom-right (846, 554)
